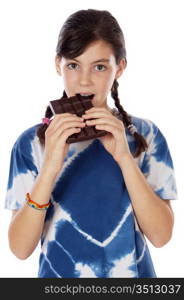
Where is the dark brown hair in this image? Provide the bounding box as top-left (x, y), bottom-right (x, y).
top-left (37, 9), bottom-right (148, 157)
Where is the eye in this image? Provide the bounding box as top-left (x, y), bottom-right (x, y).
top-left (95, 64), bottom-right (106, 71)
top-left (67, 63), bottom-right (79, 70)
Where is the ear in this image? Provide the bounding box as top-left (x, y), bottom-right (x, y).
top-left (55, 55), bottom-right (62, 76)
top-left (115, 58), bottom-right (126, 80)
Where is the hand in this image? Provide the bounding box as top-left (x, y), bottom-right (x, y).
top-left (82, 107), bottom-right (131, 163)
top-left (42, 113), bottom-right (85, 176)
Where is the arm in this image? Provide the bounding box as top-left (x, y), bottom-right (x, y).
top-left (8, 113), bottom-right (84, 259)
top-left (8, 165), bottom-right (58, 259)
top-left (82, 107), bottom-right (176, 248)
top-left (117, 153), bottom-right (174, 248)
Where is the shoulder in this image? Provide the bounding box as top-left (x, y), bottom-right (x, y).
top-left (130, 114), bottom-right (158, 142)
top-left (12, 123), bottom-right (42, 154)
top-left (112, 108), bottom-right (159, 144)
top-left (129, 114), bottom-right (170, 159)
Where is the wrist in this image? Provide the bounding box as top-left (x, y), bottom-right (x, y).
top-left (40, 163), bottom-right (61, 182)
top-left (115, 152), bottom-right (133, 165)
top-left (26, 193), bottom-right (50, 211)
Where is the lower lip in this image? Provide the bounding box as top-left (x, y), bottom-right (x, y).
top-left (80, 94), bottom-right (94, 97)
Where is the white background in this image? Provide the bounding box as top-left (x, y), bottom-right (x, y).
top-left (0, 0), bottom-right (183, 277)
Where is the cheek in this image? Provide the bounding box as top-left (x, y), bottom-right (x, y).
top-left (106, 70), bottom-right (117, 90)
top-left (98, 72), bottom-right (115, 92)
top-left (63, 72), bottom-right (77, 86)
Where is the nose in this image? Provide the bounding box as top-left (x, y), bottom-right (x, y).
top-left (79, 69), bottom-right (92, 87)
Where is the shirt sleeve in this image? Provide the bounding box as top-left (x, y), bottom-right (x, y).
top-left (4, 135), bottom-right (38, 210)
top-left (141, 121), bottom-right (178, 200)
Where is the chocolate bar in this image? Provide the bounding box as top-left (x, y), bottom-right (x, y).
top-left (49, 93), bottom-right (107, 143)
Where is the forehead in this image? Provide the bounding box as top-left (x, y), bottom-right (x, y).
top-left (67, 40), bottom-right (116, 64)
top-left (83, 40), bottom-right (114, 56)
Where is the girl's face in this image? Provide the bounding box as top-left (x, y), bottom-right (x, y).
top-left (55, 40), bottom-right (126, 109)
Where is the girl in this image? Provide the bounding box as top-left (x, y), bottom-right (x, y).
top-left (5, 9), bottom-right (177, 278)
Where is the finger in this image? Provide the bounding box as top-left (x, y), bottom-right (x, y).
top-left (46, 120), bottom-right (85, 139)
top-left (85, 107), bottom-right (111, 114)
top-left (86, 117), bottom-right (123, 130)
top-left (49, 127), bottom-right (82, 147)
top-left (49, 113), bottom-right (83, 128)
top-left (47, 115), bottom-right (84, 133)
top-left (82, 112), bottom-right (114, 120)
top-left (95, 124), bottom-right (121, 137)
top-left (60, 127), bottom-right (82, 142)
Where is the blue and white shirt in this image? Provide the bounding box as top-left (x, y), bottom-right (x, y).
top-left (5, 109), bottom-right (178, 278)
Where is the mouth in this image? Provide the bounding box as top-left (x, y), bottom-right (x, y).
top-left (76, 93), bottom-right (95, 100)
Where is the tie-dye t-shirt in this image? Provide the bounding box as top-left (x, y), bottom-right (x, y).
top-left (5, 109), bottom-right (178, 278)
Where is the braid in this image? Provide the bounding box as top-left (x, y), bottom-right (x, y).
top-left (111, 79), bottom-right (148, 158)
top-left (37, 90), bottom-right (67, 145)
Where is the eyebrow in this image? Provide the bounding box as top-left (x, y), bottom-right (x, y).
top-left (70, 58), bottom-right (110, 64)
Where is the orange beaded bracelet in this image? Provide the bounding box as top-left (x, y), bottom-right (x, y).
top-left (26, 193), bottom-right (51, 211)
